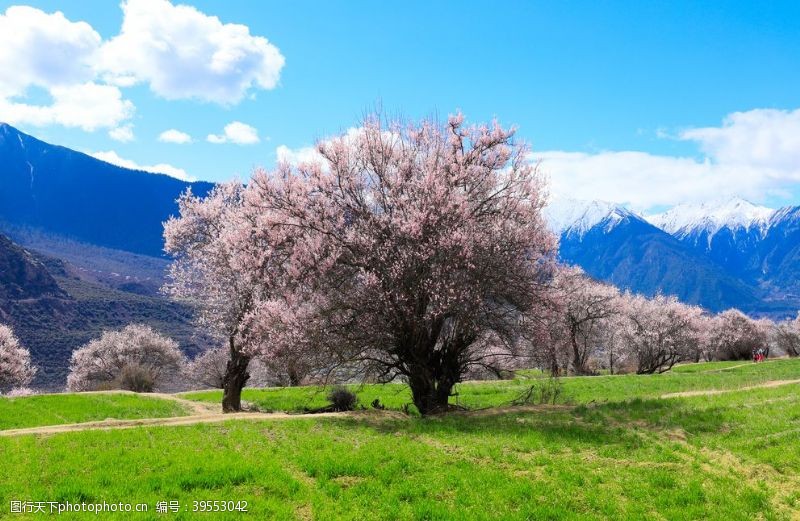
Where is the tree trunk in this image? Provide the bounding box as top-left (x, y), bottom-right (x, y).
top-left (407, 348), bottom-right (461, 416)
top-left (287, 364), bottom-right (301, 387)
top-left (222, 338), bottom-right (250, 413)
top-left (409, 371), bottom-right (456, 416)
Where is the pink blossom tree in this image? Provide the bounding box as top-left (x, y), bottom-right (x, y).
top-left (707, 309), bottom-right (768, 361)
top-left (66, 324), bottom-right (185, 392)
top-left (0, 324), bottom-right (37, 394)
top-left (772, 313), bottom-right (800, 357)
top-left (164, 181), bottom-right (313, 410)
top-left (244, 113), bottom-right (558, 414)
top-left (556, 267), bottom-right (620, 375)
top-left (184, 346), bottom-right (229, 389)
top-left (164, 181), bottom-right (258, 410)
top-left (616, 293), bottom-right (705, 373)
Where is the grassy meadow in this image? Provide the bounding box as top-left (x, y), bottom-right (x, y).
top-left (1, 359), bottom-right (799, 519)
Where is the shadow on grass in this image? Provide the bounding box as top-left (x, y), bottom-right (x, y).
top-left (329, 396), bottom-right (731, 450)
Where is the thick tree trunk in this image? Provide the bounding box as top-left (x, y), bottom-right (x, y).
top-left (409, 371), bottom-right (456, 416)
top-left (407, 348), bottom-right (461, 415)
top-left (222, 338), bottom-right (250, 413)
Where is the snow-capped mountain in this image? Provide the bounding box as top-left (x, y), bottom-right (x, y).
top-left (647, 197), bottom-right (774, 244)
top-left (544, 198), bottom-right (638, 238)
top-left (547, 196), bottom-right (800, 315)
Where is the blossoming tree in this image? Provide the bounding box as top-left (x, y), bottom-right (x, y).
top-left (66, 324), bottom-right (184, 392)
top-left (244, 113), bottom-right (558, 414)
top-left (0, 324), bottom-right (37, 393)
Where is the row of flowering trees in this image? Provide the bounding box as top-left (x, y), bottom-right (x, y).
top-left (159, 112), bottom-right (800, 414)
top-left (539, 267), bottom-right (798, 376)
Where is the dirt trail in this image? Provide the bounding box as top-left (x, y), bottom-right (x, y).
top-left (0, 390), bottom-right (348, 437)
top-left (661, 379), bottom-right (800, 399)
top-left (0, 410), bottom-right (347, 437)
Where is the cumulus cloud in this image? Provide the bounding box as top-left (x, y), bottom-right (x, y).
top-left (538, 108), bottom-right (800, 211)
top-left (109, 124), bottom-right (134, 142)
top-left (97, 0), bottom-right (285, 104)
top-left (0, 7), bottom-right (132, 131)
top-left (207, 121), bottom-right (260, 145)
top-left (679, 108), bottom-right (800, 172)
top-left (158, 128), bottom-right (192, 144)
top-left (0, 2), bottom-right (283, 132)
top-left (0, 82), bottom-right (134, 131)
top-left (90, 150), bottom-right (195, 182)
top-left (0, 6), bottom-right (101, 97)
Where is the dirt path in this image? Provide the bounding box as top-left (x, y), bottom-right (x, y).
top-left (0, 410), bottom-right (347, 437)
top-left (661, 379), bottom-right (800, 399)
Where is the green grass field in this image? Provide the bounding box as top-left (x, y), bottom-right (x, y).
top-left (0, 392), bottom-right (189, 430)
top-left (1, 359), bottom-right (798, 519)
top-left (179, 358), bottom-right (800, 414)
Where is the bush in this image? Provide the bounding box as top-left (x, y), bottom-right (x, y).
top-left (67, 324), bottom-right (184, 392)
top-left (117, 364), bottom-right (156, 393)
top-left (327, 386), bottom-right (357, 412)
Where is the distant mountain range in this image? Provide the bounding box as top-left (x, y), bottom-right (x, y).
top-left (545, 197), bottom-right (800, 315)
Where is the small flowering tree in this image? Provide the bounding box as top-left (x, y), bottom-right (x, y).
top-left (772, 313), bottom-right (800, 357)
top-left (184, 346), bottom-right (229, 389)
top-left (617, 293), bottom-right (704, 374)
top-left (556, 267), bottom-right (620, 375)
top-left (707, 309), bottom-right (768, 361)
top-left (67, 324), bottom-right (184, 392)
top-left (164, 181), bottom-right (307, 410)
top-left (0, 324), bottom-right (37, 394)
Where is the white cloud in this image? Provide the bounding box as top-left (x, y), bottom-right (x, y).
top-left (0, 82), bottom-right (134, 131)
top-left (97, 0), bottom-right (285, 104)
top-left (109, 124), bottom-right (134, 142)
top-left (0, 6), bottom-right (101, 97)
top-left (276, 144), bottom-right (321, 165)
top-left (538, 108), bottom-right (800, 211)
top-left (158, 128), bottom-right (192, 144)
top-left (0, 7), bottom-right (133, 131)
top-left (207, 121), bottom-right (260, 145)
top-left (679, 108), bottom-right (800, 172)
top-left (0, 2), bottom-right (283, 133)
top-left (90, 150), bottom-right (195, 182)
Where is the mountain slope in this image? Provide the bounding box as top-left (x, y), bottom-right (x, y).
top-left (0, 123), bottom-right (213, 257)
top-left (0, 232), bottom-right (210, 389)
top-left (554, 205), bottom-right (765, 312)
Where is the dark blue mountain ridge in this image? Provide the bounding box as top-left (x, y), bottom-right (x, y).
top-left (0, 123), bottom-right (213, 257)
top-left (554, 209), bottom-right (768, 313)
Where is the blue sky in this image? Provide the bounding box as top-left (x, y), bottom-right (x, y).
top-left (1, 0), bottom-right (799, 211)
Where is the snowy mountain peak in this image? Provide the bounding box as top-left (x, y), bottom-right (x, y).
top-left (544, 198), bottom-right (637, 237)
top-left (647, 197), bottom-right (774, 239)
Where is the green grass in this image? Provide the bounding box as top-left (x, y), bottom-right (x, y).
top-left (0, 393), bottom-right (189, 430)
top-left (2, 383), bottom-right (799, 519)
top-left (180, 358), bottom-right (800, 414)
top-left (1, 359), bottom-right (799, 519)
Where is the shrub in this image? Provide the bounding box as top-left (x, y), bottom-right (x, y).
top-left (327, 386), bottom-right (357, 412)
top-left (117, 364), bottom-right (156, 393)
top-left (512, 378), bottom-right (563, 406)
top-left (67, 324), bottom-right (185, 392)
top-left (4, 387), bottom-right (37, 397)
